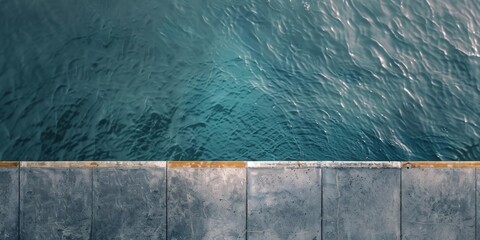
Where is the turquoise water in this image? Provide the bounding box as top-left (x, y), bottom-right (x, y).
top-left (0, 0), bottom-right (479, 160)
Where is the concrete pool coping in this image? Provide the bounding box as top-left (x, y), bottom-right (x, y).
top-left (2, 160), bottom-right (480, 239)
top-left (1, 161), bottom-right (480, 168)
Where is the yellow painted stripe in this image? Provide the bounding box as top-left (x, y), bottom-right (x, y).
top-left (0, 162), bottom-right (19, 168)
top-left (403, 161), bottom-right (480, 168)
top-left (168, 161), bottom-right (247, 168)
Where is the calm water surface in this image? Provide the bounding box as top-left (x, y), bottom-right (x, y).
top-left (0, 0), bottom-right (479, 160)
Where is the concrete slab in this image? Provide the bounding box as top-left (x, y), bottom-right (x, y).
top-left (247, 168), bottom-right (321, 240)
top-left (0, 167), bottom-right (19, 240)
top-left (20, 168), bottom-right (92, 240)
top-left (402, 168), bottom-right (475, 240)
top-left (323, 168), bottom-right (400, 240)
top-left (93, 167), bottom-right (166, 239)
top-left (167, 168), bottom-right (246, 239)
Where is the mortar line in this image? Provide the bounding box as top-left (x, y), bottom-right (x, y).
top-left (245, 167), bottom-right (248, 240)
top-left (90, 168), bottom-right (94, 240)
top-left (18, 162), bottom-right (21, 240)
top-left (321, 167), bottom-right (324, 240)
top-left (400, 168), bottom-right (403, 240)
top-left (165, 164), bottom-right (169, 239)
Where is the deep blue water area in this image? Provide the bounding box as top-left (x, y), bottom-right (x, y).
top-left (1, 0), bottom-right (479, 160)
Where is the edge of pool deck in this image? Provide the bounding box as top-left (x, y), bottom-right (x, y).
top-left (2, 160), bottom-right (480, 168)
top-left (1, 161), bottom-right (480, 239)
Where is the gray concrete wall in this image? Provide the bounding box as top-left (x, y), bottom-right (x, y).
top-left (0, 161), bottom-right (478, 239)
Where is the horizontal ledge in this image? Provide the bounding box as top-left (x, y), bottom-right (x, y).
top-left (0, 162), bottom-right (19, 168)
top-left (20, 161), bottom-right (166, 168)
top-left (93, 161), bottom-right (166, 168)
top-left (21, 162), bottom-right (97, 168)
top-left (320, 161), bottom-right (402, 168)
top-left (2, 161), bottom-right (479, 169)
top-left (403, 161), bottom-right (480, 168)
top-left (168, 161), bottom-right (247, 168)
top-left (248, 161), bottom-right (401, 168)
top-left (248, 161), bottom-right (319, 168)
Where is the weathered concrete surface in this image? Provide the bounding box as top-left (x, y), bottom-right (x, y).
top-left (477, 169), bottom-right (480, 240)
top-left (0, 168), bottom-right (18, 240)
top-left (93, 168), bottom-right (166, 239)
top-left (3, 161), bottom-right (479, 240)
top-left (402, 168), bottom-right (475, 240)
top-left (247, 168), bottom-right (321, 240)
top-left (20, 168), bottom-right (92, 240)
top-left (323, 168), bottom-right (400, 240)
top-left (167, 168), bottom-right (246, 239)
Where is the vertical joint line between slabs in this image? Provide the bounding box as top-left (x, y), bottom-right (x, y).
top-left (245, 167), bottom-right (248, 240)
top-left (90, 168), bottom-right (94, 240)
top-left (165, 164), bottom-right (168, 239)
top-left (321, 167), bottom-right (324, 240)
top-left (399, 168), bottom-right (403, 240)
top-left (18, 162), bottom-right (21, 240)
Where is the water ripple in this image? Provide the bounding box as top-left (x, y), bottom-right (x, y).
top-left (0, 0), bottom-right (479, 160)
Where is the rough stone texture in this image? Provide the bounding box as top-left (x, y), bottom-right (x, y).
top-left (247, 168), bottom-right (321, 240)
top-left (93, 167), bottom-right (166, 239)
top-left (323, 168), bottom-right (400, 240)
top-left (20, 168), bottom-right (92, 240)
top-left (0, 168), bottom-right (19, 240)
top-left (402, 168), bottom-right (475, 240)
top-left (168, 168), bottom-right (246, 240)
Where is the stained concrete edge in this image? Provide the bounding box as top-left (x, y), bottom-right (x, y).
top-left (20, 161), bottom-right (167, 168)
top-left (1, 161), bottom-right (480, 168)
